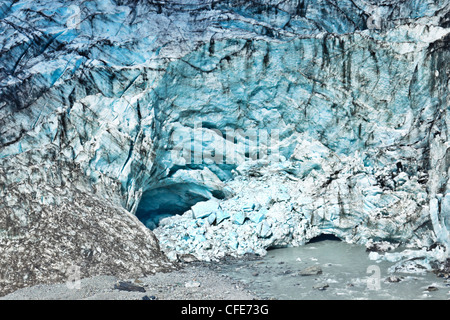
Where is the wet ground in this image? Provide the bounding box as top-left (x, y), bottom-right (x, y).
top-left (210, 240), bottom-right (450, 300)
top-left (2, 239), bottom-right (449, 300)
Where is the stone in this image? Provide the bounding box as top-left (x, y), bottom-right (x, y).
top-left (366, 240), bottom-right (399, 253)
top-left (299, 266), bottom-right (323, 276)
top-left (178, 254), bottom-right (198, 263)
top-left (312, 283), bottom-right (329, 291)
top-left (114, 281), bottom-right (146, 293)
top-left (386, 276), bottom-right (402, 283)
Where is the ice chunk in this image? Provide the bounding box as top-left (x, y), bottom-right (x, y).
top-left (191, 199), bottom-right (220, 219)
top-left (232, 211), bottom-right (246, 225)
top-left (216, 209), bottom-right (231, 224)
top-left (249, 209), bottom-right (266, 224)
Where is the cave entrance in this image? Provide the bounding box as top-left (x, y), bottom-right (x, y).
top-left (136, 183), bottom-right (212, 230)
top-left (307, 233), bottom-right (341, 243)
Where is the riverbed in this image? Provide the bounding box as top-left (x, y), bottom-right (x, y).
top-left (212, 240), bottom-right (450, 300)
top-left (1, 239), bottom-right (448, 300)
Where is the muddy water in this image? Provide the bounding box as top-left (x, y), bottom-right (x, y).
top-left (216, 240), bottom-right (450, 300)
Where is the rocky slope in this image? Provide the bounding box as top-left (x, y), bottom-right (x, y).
top-left (1, 0), bottom-right (450, 295)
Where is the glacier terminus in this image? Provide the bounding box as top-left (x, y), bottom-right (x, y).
top-left (0, 0), bottom-right (450, 298)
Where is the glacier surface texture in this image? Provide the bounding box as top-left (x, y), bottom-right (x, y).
top-left (1, 0), bottom-right (450, 294)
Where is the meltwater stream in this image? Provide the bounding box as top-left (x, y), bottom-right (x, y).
top-left (214, 240), bottom-right (450, 300)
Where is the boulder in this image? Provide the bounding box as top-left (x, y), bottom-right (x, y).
top-left (114, 281), bottom-right (146, 293)
top-left (299, 265), bottom-right (323, 276)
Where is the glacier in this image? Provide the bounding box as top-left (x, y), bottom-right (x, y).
top-left (1, 0), bottom-right (450, 294)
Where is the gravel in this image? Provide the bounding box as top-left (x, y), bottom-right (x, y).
top-left (0, 262), bottom-right (259, 300)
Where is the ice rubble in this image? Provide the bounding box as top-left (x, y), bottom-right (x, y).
top-left (154, 135), bottom-right (441, 263)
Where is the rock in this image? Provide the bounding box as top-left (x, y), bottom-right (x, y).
top-left (178, 254), bottom-right (198, 263)
top-left (114, 281), bottom-right (146, 293)
top-left (280, 270), bottom-right (293, 275)
top-left (435, 272), bottom-right (450, 279)
top-left (142, 295), bottom-right (158, 300)
top-left (0, 154), bottom-right (174, 296)
top-left (299, 266), bottom-right (323, 276)
top-left (432, 258), bottom-right (450, 278)
top-left (312, 283), bottom-right (329, 291)
top-left (366, 240), bottom-right (399, 253)
top-left (426, 286), bottom-right (439, 292)
top-left (386, 276), bottom-right (402, 283)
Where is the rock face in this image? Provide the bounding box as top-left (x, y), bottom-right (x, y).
top-left (0, 146), bottom-right (174, 296)
top-left (1, 0), bottom-right (450, 293)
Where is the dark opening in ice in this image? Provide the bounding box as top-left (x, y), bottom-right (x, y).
top-left (136, 183), bottom-right (211, 230)
top-left (308, 233), bottom-right (341, 243)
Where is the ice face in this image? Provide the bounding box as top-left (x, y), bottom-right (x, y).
top-left (0, 0), bottom-right (450, 282)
